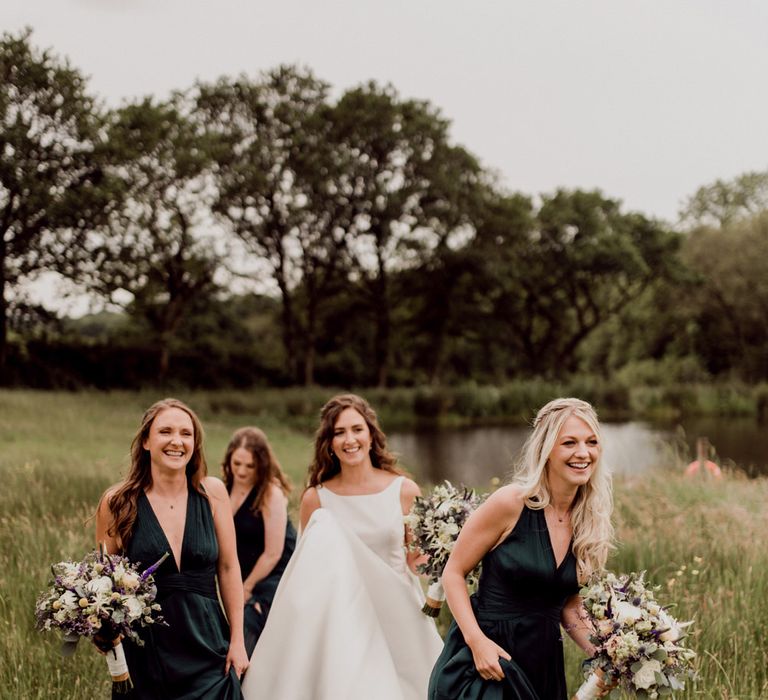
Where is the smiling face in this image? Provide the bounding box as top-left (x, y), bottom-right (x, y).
top-left (230, 446), bottom-right (258, 488)
top-left (143, 407), bottom-right (195, 473)
top-left (331, 407), bottom-right (373, 470)
top-left (546, 415), bottom-right (600, 490)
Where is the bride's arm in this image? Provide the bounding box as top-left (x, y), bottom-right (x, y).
top-left (299, 487), bottom-right (321, 533)
top-left (400, 478), bottom-right (427, 574)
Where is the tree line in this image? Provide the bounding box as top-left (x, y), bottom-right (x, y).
top-left (3, 29), bottom-right (767, 389)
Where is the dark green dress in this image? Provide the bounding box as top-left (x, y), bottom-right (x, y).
top-left (232, 485), bottom-right (296, 656)
top-left (119, 483), bottom-right (242, 699)
top-left (428, 506), bottom-right (579, 700)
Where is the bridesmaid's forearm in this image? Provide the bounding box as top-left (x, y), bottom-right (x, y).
top-left (219, 562), bottom-right (246, 643)
top-left (443, 565), bottom-right (485, 646)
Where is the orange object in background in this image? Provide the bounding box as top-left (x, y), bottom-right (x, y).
top-left (684, 437), bottom-right (723, 479)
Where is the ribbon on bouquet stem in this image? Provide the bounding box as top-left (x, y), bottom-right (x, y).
top-left (104, 640), bottom-right (133, 694)
top-left (421, 579), bottom-right (444, 617)
top-left (93, 626), bottom-right (133, 695)
top-left (572, 670), bottom-right (605, 700)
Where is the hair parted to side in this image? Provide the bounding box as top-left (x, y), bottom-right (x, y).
top-left (105, 398), bottom-right (208, 550)
top-left (511, 397), bottom-right (614, 583)
top-left (222, 427), bottom-right (291, 511)
top-left (306, 394), bottom-right (400, 488)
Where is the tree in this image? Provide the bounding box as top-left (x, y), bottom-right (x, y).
top-left (0, 29), bottom-right (110, 379)
top-left (683, 212), bottom-right (768, 380)
top-left (81, 98), bottom-right (222, 381)
top-left (328, 83), bottom-right (482, 386)
top-left (195, 66), bottom-right (349, 384)
top-left (474, 190), bottom-right (681, 377)
top-left (680, 170), bottom-right (768, 229)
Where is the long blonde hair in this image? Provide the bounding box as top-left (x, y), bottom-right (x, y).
top-left (512, 397), bottom-right (614, 582)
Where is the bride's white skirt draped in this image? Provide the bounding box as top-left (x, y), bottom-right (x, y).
top-left (241, 508), bottom-right (443, 700)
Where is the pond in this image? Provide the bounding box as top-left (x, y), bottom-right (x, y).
top-left (389, 416), bottom-right (767, 486)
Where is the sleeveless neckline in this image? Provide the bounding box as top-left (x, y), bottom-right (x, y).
top-left (232, 484), bottom-right (259, 518)
top-left (140, 483), bottom-right (191, 573)
top-left (320, 475), bottom-right (403, 498)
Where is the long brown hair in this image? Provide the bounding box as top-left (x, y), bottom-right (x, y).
top-left (221, 427), bottom-right (291, 511)
top-left (307, 394), bottom-right (400, 488)
top-left (105, 398), bottom-right (208, 550)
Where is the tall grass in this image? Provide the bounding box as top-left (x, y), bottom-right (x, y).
top-left (2, 389), bottom-right (766, 698)
top-left (0, 389), bottom-right (312, 699)
top-left (564, 470), bottom-right (768, 698)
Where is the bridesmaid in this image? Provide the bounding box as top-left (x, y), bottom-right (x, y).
top-left (222, 427), bottom-right (296, 656)
top-left (96, 398), bottom-right (246, 699)
top-left (429, 397), bottom-right (614, 700)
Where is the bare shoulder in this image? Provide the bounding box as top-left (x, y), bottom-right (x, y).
top-left (485, 484), bottom-right (526, 516)
top-left (97, 483), bottom-right (122, 517)
top-left (399, 477), bottom-right (421, 500)
top-left (299, 486), bottom-right (321, 530)
top-left (300, 486), bottom-right (321, 510)
top-left (202, 475), bottom-right (228, 500)
top-left (471, 484), bottom-right (526, 535)
top-left (264, 480), bottom-right (288, 508)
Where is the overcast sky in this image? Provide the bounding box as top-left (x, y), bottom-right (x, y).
top-left (4, 0), bottom-right (768, 224)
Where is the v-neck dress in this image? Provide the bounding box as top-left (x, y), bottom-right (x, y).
top-left (120, 483), bottom-right (242, 699)
top-left (232, 485), bottom-right (296, 655)
top-left (428, 505), bottom-right (579, 700)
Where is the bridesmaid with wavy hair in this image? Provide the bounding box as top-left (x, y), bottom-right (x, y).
top-left (429, 397), bottom-right (614, 700)
top-left (222, 427), bottom-right (296, 656)
top-left (96, 398), bottom-right (246, 699)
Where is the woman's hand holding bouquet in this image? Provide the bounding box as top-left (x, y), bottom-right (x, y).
top-left (405, 481), bottom-right (486, 616)
top-left (35, 547), bottom-right (168, 694)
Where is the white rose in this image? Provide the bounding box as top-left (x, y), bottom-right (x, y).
top-left (613, 600), bottom-right (643, 625)
top-left (120, 571), bottom-right (141, 591)
top-left (86, 576), bottom-right (114, 595)
top-left (124, 596), bottom-right (144, 621)
top-left (633, 659), bottom-right (662, 690)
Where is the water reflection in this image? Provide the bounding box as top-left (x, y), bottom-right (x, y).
top-left (389, 418), bottom-right (766, 486)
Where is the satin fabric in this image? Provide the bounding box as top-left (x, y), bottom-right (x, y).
top-left (119, 484), bottom-right (242, 700)
top-left (428, 506), bottom-right (579, 700)
top-left (242, 478), bottom-right (442, 700)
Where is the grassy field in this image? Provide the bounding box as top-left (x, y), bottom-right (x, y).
top-left (1, 389), bottom-right (766, 698)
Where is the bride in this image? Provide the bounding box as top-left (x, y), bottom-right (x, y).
top-left (241, 394), bottom-right (443, 700)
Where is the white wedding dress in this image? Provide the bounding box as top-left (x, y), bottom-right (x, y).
top-left (241, 476), bottom-right (443, 700)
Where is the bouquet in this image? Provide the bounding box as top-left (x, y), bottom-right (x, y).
top-left (573, 571), bottom-right (696, 700)
top-left (405, 480), bottom-right (486, 617)
top-left (35, 547), bottom-right (168, 694)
